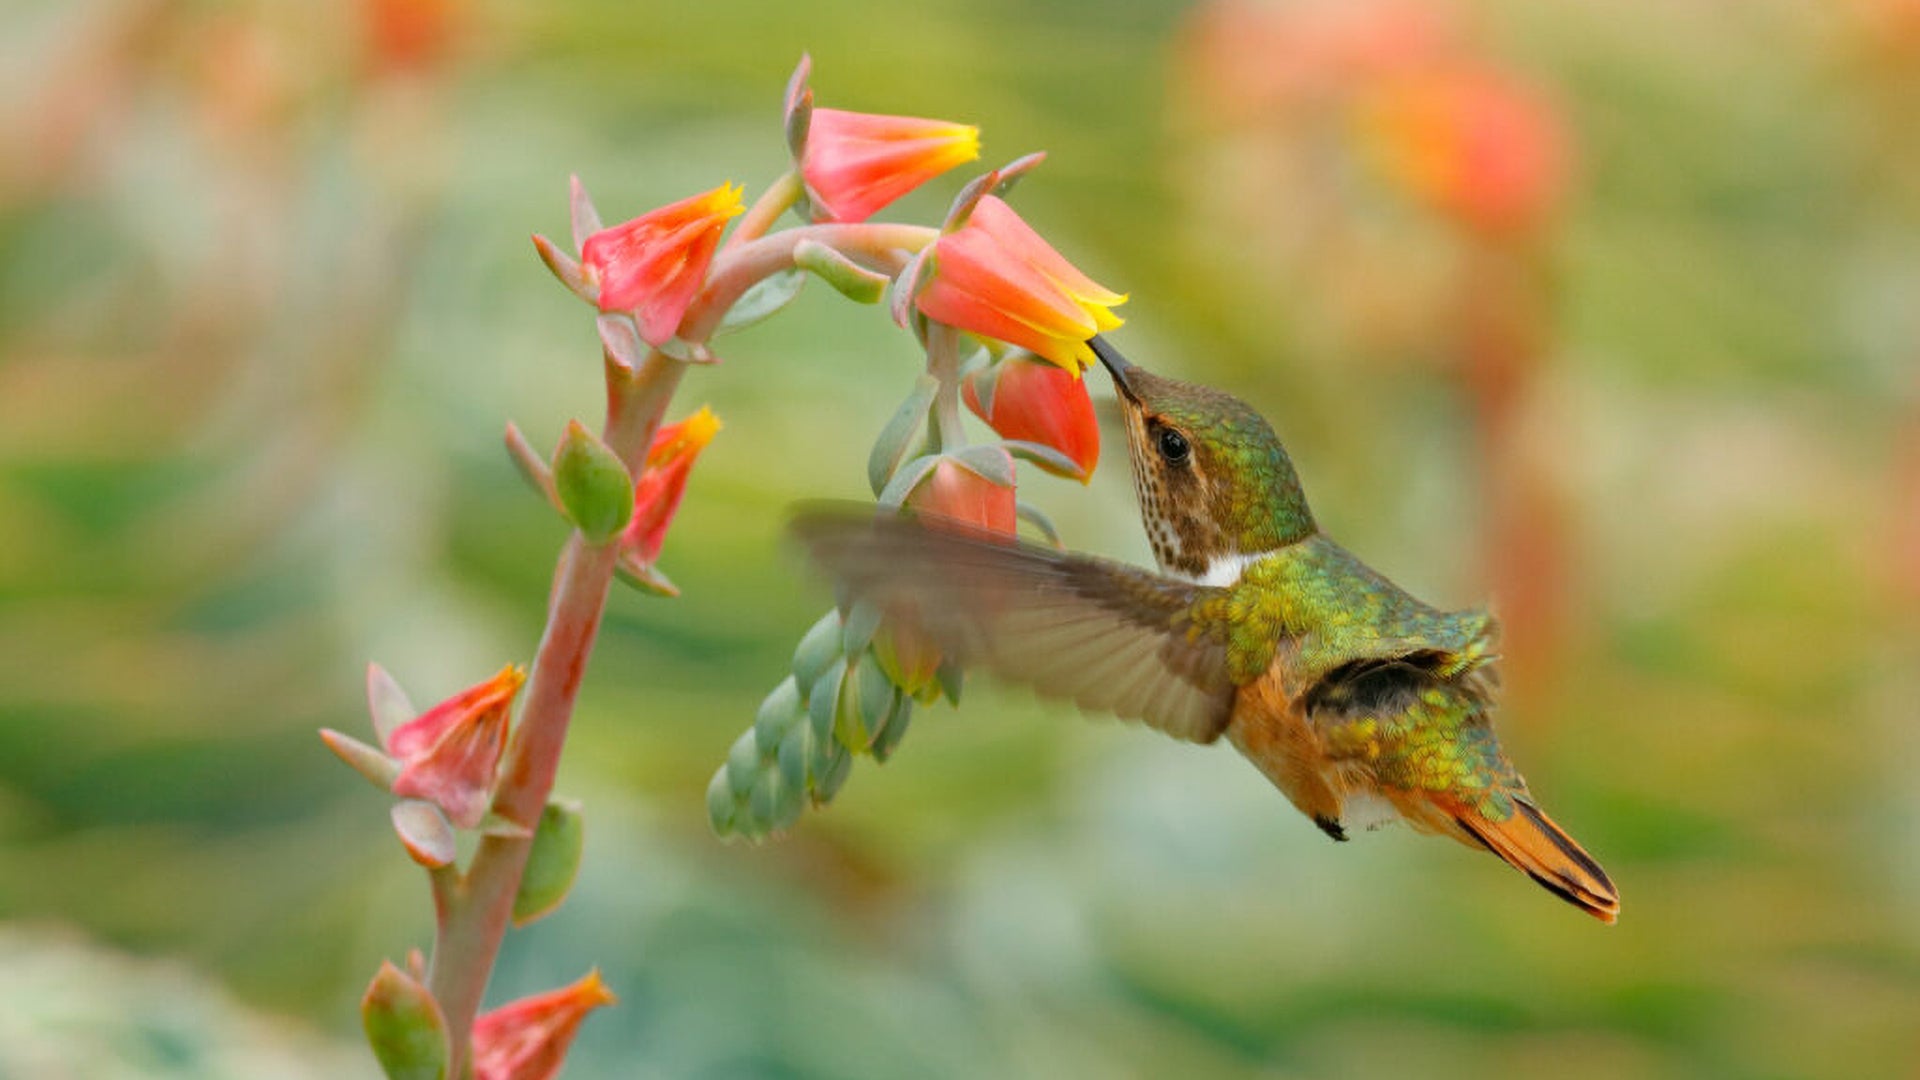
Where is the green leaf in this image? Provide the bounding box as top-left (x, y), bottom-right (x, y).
top-left (1015, 500), bottom-right (1064, 548)
top-left (794, 239), bottom-right (889, 303)
top-left (551, 420), bottom-right (634, 544)
top-left (950, 444), bottom-right (1016, 487)
top-left (513, 799), bottom-right (585, 926)
top-left (503, 422), bottom-right (561, 511)
top-left (877, 453), bottom-right (942, 509)
top-left (867, 375), bottom-right (940, 496)
top-left (716, 268), bottom-right (806, 336)
top-left (1001, 439), bottom-right (1088, 483)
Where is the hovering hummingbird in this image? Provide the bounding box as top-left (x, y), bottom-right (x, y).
top-left (792, 336), bottom-right (1618, 923)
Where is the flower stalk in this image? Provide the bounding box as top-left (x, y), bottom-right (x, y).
top-left (337, 56), bottom-right (1125, 1078)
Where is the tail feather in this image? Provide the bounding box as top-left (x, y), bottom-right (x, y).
top-left (1456, 798), bottom-right (1620, 924)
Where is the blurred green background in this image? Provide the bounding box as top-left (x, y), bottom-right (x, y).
top-left (3, 0), bottom-right (1919, 1076)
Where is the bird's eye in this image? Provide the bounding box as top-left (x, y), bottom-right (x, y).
top-left (1156, 426), bottom-right (1191, 465)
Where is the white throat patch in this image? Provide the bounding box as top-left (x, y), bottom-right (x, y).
top-left (1189, 550), bottom-right (1277, 588)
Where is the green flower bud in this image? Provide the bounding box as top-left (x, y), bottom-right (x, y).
top-left (870, 694), bottom-right (913, 764)
top-left (791, 609), bottom-right (843, 689)
top-left (552, 420), bottom-right (635, 544)
top-left (725, 730), bottom-right (763, 794)
top-left (753, 676), bottom-right (804, 755)
top-left (362, 960), bottom-right (449, 1080)
top-left (808, 657), bottom-right (847, 744)
top-left (778, 722), bottom-right (811, 794)
top-left (513, 799), bottom-right (585, 927)
top-left (706, 765), bottom-right (739, 837)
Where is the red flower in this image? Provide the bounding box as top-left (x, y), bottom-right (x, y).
top-left (963, 353), bottom-right (1100, 482)
top-left (916, 196), bottom-right (1126, 372)
top-left (471, 970), bottom-right (617, 1080)
top-left (384, 666), bottom-right (523, 830)
top-left (580, 185), bottom-right (744, 343)
top-left (621, 405), bottom-right (721, 567)
top-left (801, 108), bottom-right (980, 223)
top-left (905, 452), bottom-right (1018, 535)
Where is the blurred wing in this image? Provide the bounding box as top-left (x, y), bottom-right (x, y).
top-left (790, 504), bottom-right (1238, 743)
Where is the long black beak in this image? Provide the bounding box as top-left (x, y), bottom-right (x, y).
top-left (1089, 335), bottom-right (1140, 401)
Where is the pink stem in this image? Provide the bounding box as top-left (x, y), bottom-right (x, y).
top-left (421, 217), bottom-right (932, 1075)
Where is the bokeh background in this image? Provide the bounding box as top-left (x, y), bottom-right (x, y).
top-left (4, 0), bottom-right (1919, 1076)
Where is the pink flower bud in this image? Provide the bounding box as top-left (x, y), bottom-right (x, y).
top-left (580, 185), bottom-right (745, 343)
top-left (384, 665), bottom-right (525, 830)
top-left (801, 108), bottom-right (980, 223)
top-left (963, 353), bottom-right (1100, 482)
top-left (621, 406), bottom-right (722, 567)
top-left (904, 453), bottom-right (1017, 536)
top-left (471, 970), bottom-right (617, 1080)
top-left (916, 196), bottom-right (1126, 373)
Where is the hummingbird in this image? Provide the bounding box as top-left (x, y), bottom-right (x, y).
top-left (791, 336), bottom-right (1619, 923)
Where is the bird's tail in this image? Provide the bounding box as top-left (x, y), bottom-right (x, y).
top-left (1454, 797), bottom-right (1620, 924)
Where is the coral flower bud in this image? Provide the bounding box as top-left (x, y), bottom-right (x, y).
top-left (580, 184), bottom-right (745, 343)
top-left (472, 970), bottom-right (617, 1080)
top-left (801, 108), bottom-right (980, 223)
top-left (916, 196), bottom-right (1126, 373)
top-left (905, 453), bottom-right (1018, 536)
top-left (384, 665), bottom-right (525, 830)
top-left (622, 406), bottom-right (722, 568)
top-left (963, 353), bottom-right (1100, 482)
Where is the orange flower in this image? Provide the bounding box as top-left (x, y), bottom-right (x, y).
top-left (580, 185), bottom-right (744, 343)
top-left (963, 353), bottom-right (1100, 482)
top-left (471, 970), bottom-right (616, 1080)
top-left (384, 666), bottom-right (524, 830)
top-left (905, 453), bottom-right (1018, 535)
top-left (916, 196), bottom-right (1126, 372)
top-left (801, 108), bottom-right (980, 223)
top-left (1357, 65), bottom-right (1568, 235)
top-left (621, 406), bottom-right (721, 567)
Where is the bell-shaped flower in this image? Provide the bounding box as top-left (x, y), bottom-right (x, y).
top-left (580, 184), bottom-right (744, 343)
top-left (904, 452), bottom-right (1018, 536)
top-left (621, 405), bottom-right (722, 568)
top-left (800, 108), bottom-right (980, 223)
top-left (963, 352), bottom-right (1100, 482)
top-left (471, 970), bottom-right (617, 1080)
top-left (384, 665), bottom-right (524, 830)
top-left (916, 196), bottom-right (1126, 373)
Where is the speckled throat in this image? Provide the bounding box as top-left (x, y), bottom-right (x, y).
top-left (1092, 336), bottom-right (1317, 579)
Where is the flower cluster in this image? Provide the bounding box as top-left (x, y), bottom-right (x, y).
top-left (336, 52), bottom-right (1130, 1077)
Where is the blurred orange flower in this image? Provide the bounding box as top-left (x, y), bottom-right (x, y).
top-left (1357, 64), bottom-right (1569, 235)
